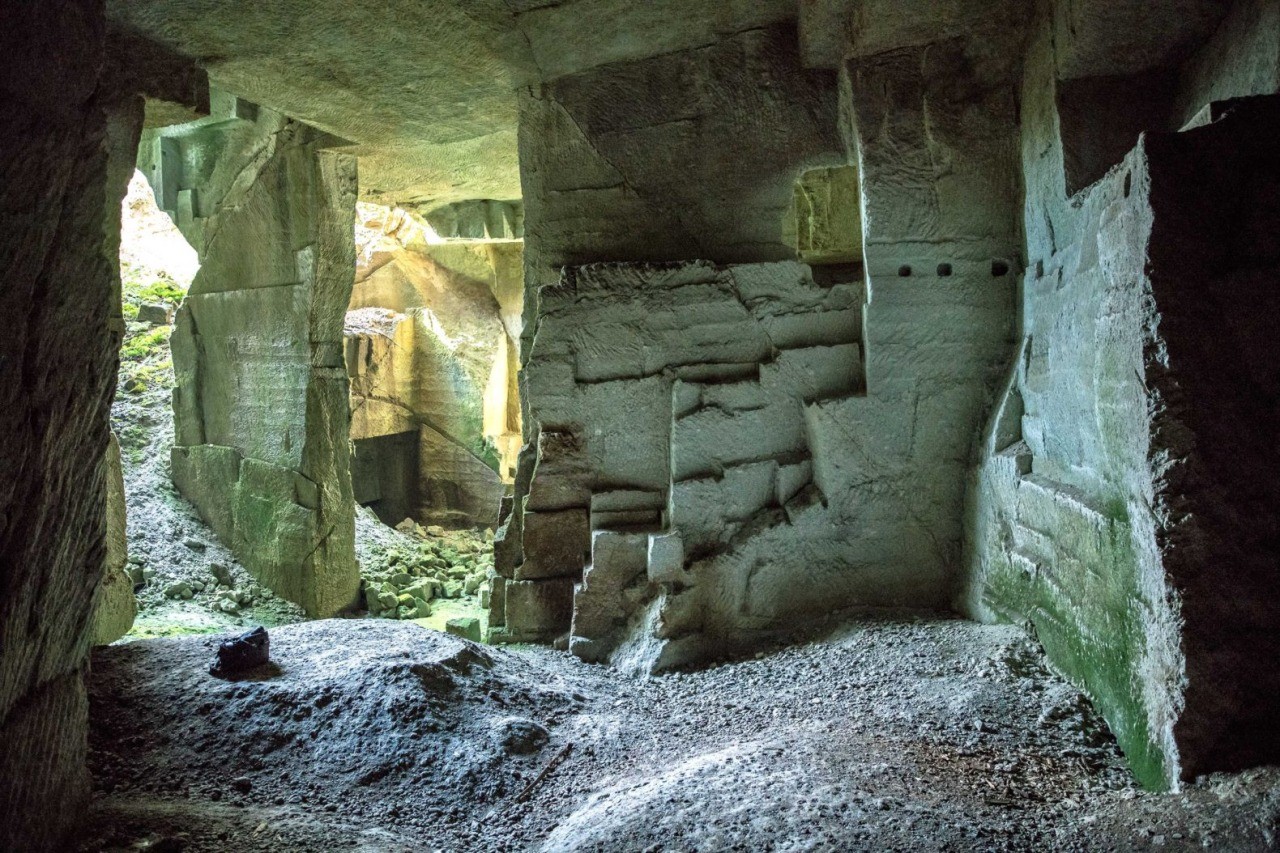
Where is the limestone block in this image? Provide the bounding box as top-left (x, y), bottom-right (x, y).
top-left (525, 429), bottom-right (592, 511)
top-left (445, 617), bottom-right (483, 643)
top-left (136, 302), bottom-right (172, 325)
top-left (671, 461), bottom-right (779, 557)
top-left (516, 509), bottom-right (589, 580)
top-left (570, 532), bottom-right (652, 663)
top-left (499, 579), bottom-right (575, 641)
top-left (672, 399), bottom-right (803, 482)
top-left (493, 502), bottom-right (523, 579)
top-left (761, 344), bottom-right (865, 402)
top-left (233, 458), bottom-right (319, 600)
top-left (647, 532), bottom-right (687, 585)
top-left (576, 377), bottom-right (672, 492)
top-left (170, 444), bottom-right (243, 542)
top-left (487, 573), bottom-right (507, 628)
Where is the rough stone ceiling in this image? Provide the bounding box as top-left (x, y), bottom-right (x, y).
top-left (105, 0), bottom-right (794, 208)
top-left (799, 0), bottom-right (1231, 75)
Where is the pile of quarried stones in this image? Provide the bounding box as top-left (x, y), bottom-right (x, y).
top-left (360, 520), bottom-right (494, 620)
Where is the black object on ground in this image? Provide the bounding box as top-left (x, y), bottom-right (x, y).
top-left (209, 626), bottom-right (270, 677)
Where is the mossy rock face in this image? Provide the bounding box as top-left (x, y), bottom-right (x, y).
top-left (165, 126), bottom-right (360, 618)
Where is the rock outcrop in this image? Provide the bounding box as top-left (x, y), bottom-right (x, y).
top-left (164, 108), bottom-right (361, 618)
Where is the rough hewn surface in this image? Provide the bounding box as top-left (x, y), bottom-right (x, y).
top-left (518, 22), bottom-right (845, 293)
top-left (964, 6), bottom-right (1280, 791)
top-left (500, 260), bottom-right (867, 658)
top-left (0, 2), bottom-right (139, 848)
top-left (1143, 98), bottom-right (1280, 781)
top-left (104, 0), bottom-right (795, 209)
top-left (168, 117), bottom-right (360, 617)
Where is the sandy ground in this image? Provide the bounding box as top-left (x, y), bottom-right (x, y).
top-left (81, 615), bottom-right (1280, 852)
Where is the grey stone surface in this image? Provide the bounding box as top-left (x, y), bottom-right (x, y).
top-left (105, 1), bottom-right (795, 211)
top-left (167, 117), bottom-right (360, 617)
top-left (91, 434), bottom-right (137, 646)
top-left (964, 5), bottom-right (1280, 791)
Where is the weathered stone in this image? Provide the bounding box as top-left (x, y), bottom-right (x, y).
top-left (445, 617), bottom-right (483, 643)
top-left (515, 509), bottom-right (589, 580)
top-left (493, 579), bottom-right (575, 643)
top-left (166, 118), bottom-right (360, 618)
top-left (91, 434), bottom-right (135, 646)
top-left (135, 302), bottom-right (172, 325)
top-left (208, 563), bottom-right (234, 587)
top-left (646, 532), bottom-right (686, 585)
top-left (570, 532), bottom-right (652, 664)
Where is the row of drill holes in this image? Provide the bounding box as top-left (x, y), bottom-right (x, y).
top-left (898, 261), bottom-right (1010, 278)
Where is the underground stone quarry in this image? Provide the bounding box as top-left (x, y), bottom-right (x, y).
top-left (3, 0), bottom-right (1280, 850)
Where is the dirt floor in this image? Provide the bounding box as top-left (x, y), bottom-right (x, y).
top-left (80, 615), bottom-right (1280, 852)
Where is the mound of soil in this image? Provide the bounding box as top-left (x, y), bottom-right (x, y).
top-left (82, 616), bottom-right (1280, 852)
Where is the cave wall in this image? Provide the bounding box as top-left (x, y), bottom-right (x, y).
top-left (964, 2), bottom-right (1280, 790)
top-left (494, 23), bottom-right (849, 651)
top-left (168, 115), bottom-right (360, 617)
top-left (496, 19), bottom-right (1020, 663)
top-left (1176, 0), bottom-right (1280, 125)
top-left (0, 3), bottom-right (142, 847)
top-left (504, 259), bottom-right (866, 663)
top-left (517, 23), bottom-right (845, 292)
top-left (839, 37), bottom-right (1023, 606)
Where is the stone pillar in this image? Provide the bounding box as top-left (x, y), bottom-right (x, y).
top-left (836, 42), bottom-right (1021, 606)
top-left (170, 120), bottom-right (359, 617)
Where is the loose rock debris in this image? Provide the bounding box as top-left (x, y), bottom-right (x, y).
top-left (82, 615), bottom-right (1280, 852)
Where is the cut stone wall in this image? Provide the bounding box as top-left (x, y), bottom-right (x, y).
top-left (169, 117), bottom-right (360, 617)
top-left (495, 260), bottom-right (865, 660)
top-left (517, 22), bottom-right (845, 293)
top-left (499, 23), bottom-right (852, 653)
top-left (498, 18), bottom-right (1019, 664)
top-left (964, 3), bottom-right (1280, 790)
top-left (838, 37), bottom-right (1023, 613)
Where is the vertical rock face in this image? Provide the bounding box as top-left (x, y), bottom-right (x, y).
top-left (965, 4), bottom-right (1280, 791)
top-left (168, 115), bottom-right (360, 617)
top-left (501, 16), bottom-right (1019, 664)
top-left (501, 261), bottom-right (867, 659)
top-left (91, 433), bottom-right (136, 645)
top-left (0, 3), bottom-right (142, 847)
top-left (517, 22), bottom-right (846, 293)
